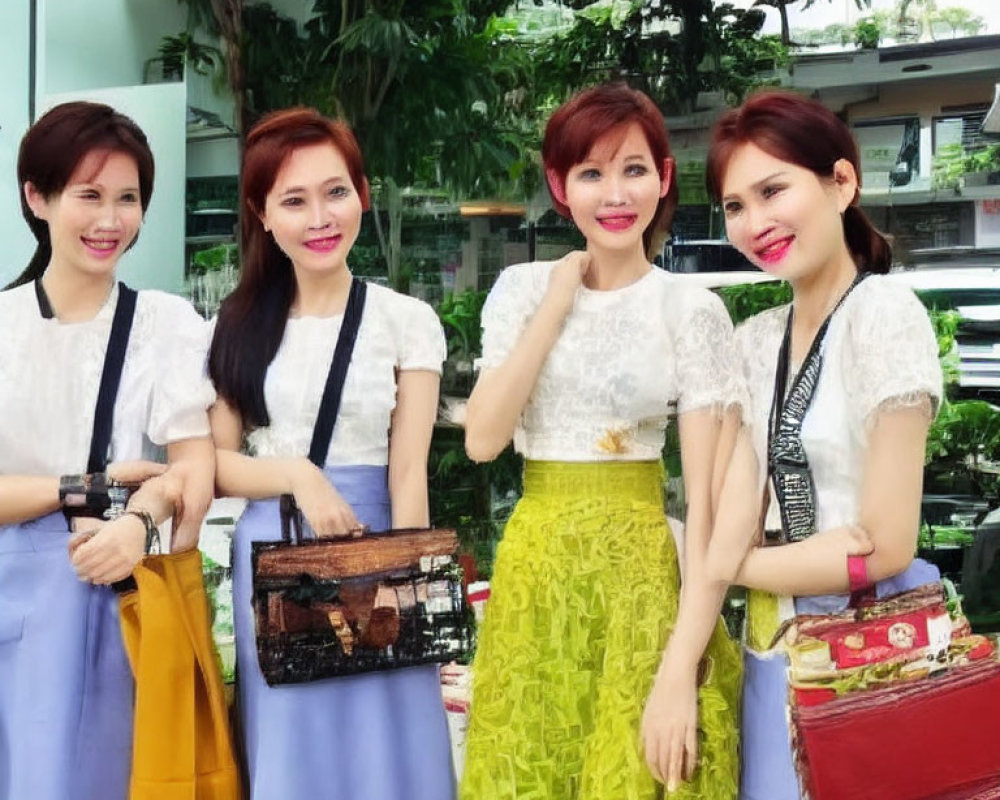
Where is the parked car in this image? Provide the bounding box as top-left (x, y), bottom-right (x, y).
top-left (888, 262), bottom-right (1000, 402)
top-left (661, 239), bottom-right (773, 288)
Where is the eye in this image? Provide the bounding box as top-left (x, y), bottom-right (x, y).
top-left (79, 190), bottom-right (100, 200)
top-left (328, 185), bottom-right (349, 199)
top-left (120, 192), bottom-right (139, 203)
top-left (761, 184), bottom-right (784, 199)
top-left (723, 201), bottom-right (742, 217)
top-left (577, 168), bottom-right (601, 181)
top-left (280, 196), bottom-right (304, 207)
top-left (625, 164), bottom-right (649, 177)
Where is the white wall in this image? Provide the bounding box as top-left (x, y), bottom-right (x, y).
top-left (40, 83), bottom-right (188, 293)
top-left (0, 3), bottom-right (37, 287)
top-left (40, 0), bottom-right (186, 98)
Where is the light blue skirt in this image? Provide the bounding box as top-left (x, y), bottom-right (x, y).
top-left (0, 511), bottom-right (134, 800)
top-left (233, 464), bottom-right (456, 800)
top-left (739, 558), bottom-right (942, 800)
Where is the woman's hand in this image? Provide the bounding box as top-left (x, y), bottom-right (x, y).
top-left (68, 514), bottom-right (146, 584)
top-left (544, 250), bottom-right (591, 314)
top-left (289, 460), bottom-right (362, 537)
top-left (641, 658), bottom-right (699, 792)
top-left (106, 460), bottom-right (168, 485)
top-left (814, 523), bottom-right (874, 557)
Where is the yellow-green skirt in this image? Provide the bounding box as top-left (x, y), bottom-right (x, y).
top-left (460, 461), bottom-right (740, 800)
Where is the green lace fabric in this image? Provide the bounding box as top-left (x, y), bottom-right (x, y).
top-left (460, 460), bottom-right (741, 799)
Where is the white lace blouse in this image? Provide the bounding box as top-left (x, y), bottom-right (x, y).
top-left (477, 262), bottom-right (745, 461)
top-left (0, 282), bottom-right (214, 476)
top-left (245, 283), bottom-right (446, 466)
top-left (736, 275), bottom-right (942, 534)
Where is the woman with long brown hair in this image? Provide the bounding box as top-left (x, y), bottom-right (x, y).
top-left (209, 107), bottom-right (454, 799)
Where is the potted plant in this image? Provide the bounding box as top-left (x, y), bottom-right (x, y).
top-left (145, 32), bottom-right (222, 83)
top-left (962, 144), bottom-right (1000, 188)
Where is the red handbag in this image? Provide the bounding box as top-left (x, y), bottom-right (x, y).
top-left (780, 582), bottom-right (1000, 800)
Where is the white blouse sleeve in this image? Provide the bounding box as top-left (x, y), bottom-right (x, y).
top-left (844, 278), bottom-right (942, 424)
top-left (394, 294), bottom-right (447, 373)
top-left (674, 288), bottom-right (747, 417)
top-left (476, 264), bottom-right (540, 372)
top-left (147, 294), bottom-right (216, 445)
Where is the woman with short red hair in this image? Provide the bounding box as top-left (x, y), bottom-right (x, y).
top-left (461, 83), bottom-right (742, 799)
top-left (209, 107), bottom-right (454, 799)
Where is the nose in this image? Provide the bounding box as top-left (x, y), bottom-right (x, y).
top-left (307, 198), bottom-right (330, 230)
top-left (96, 199), bottom-right (123, 229)
top-left (605, 175), bottom-right (627, 206)
top-left (745, 201), bottom-right (774, 241)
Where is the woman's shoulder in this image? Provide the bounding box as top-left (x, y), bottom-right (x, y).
top-left (737, 302), bottom-right (789, 338)
top-left (847, 273), bottom-right (924, 314)
top-left (495, 261), bottom-right (555, 293)
top-left (136, 289), bottom-right (207, 328)
top-left (364, 281), bottom-right (439, 324)
top-left (0, 280), bottom-right (36, 312)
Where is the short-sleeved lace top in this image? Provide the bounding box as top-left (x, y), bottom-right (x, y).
top-left (245, 282), bottom-right (446, 466)
top-left (0, 282), bottom-right (215, 475)
top-left (477, 261), bottom-right (745, 461)
top-left (736, 275), bottom-right (942, 534)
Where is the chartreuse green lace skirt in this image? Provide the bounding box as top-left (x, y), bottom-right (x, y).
top-left (460, 460), bottom-right (740, 800)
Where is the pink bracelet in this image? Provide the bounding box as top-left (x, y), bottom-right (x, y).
top-left (847, 554), bottom-right (870, 593)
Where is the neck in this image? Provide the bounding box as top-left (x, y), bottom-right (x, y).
top-left (41, 259), bottom-right (116, 323)
top-left (583, 240), bottom-right (650, 291)
top-left (291, 262), bottom-right (353, 317)
top-left (790, 249), bottom-right (859, 329)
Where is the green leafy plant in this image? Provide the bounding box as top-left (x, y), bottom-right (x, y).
top-left (155, 31), bottom-right (222, 80)
top-left (853, 18), bottom-right (881, 48)
top-left (716, 279), bottom-right (792, 324)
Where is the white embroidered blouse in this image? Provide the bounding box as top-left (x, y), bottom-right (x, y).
top-left (477, 261), bottom-right (745, 461)
top-left (0, 282), bottom-right (214, 476)
top-left (245, 282), bottom-right (446, 466)
top-left (736, 275), bottom-right (942, 534)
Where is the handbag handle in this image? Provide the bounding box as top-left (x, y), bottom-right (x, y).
top-left (279, 278), bottom-right (368, 545)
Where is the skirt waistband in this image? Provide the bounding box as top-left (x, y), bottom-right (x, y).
top-left (522, 460), bottom-right (664, 505)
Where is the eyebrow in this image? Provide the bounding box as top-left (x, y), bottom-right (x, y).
top-left (280, 176), bottom-right (350, 196)
top-left (722, 170), bottom-right (789, 201)
top-left (73, 182), bottom-right (141, 194)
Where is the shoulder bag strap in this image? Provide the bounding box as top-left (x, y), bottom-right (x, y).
top-left (281, 278), bottom-right (368, 543)
top-left (307, 278), bottom-right (368, 467)
top-left (88, 283), bottom-right (139, 473)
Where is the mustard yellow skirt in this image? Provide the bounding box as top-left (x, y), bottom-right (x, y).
top-left (460, 461), bottom-right (740, 800)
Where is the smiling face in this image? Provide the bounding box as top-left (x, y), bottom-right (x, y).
top-left (25, 149), bottom-right (143, 280)
top-left (260, 142), bottom-right (363, 275)
top-left (557, 123), bottom-right (670, 257)
top-left (720, 142), bottom-right (856, 282)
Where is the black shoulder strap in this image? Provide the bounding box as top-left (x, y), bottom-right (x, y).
top-left (307, 278), bottom-right (368, 467)
top-left (88, 283), bottom-right (139, 473)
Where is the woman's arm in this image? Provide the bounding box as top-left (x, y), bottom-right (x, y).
top-left (464, 252), bottom-right (589, 462)
top-left (209, 397), bottom-right (361, 536)
top-left (642, 406), bottom-right (736, 790)
top-left (388, 370), bottom-right (440, 528)
top-left (0, 476), bottom-right (61, 526)
top-left (164, 436), bottom-right (216, 552)
top-left (734, 406), bottom-right (927, 595)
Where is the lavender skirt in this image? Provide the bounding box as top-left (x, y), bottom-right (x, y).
top-left (233, 464), bottom-right (456, 800)
top-left (0, 511), bottom-right (134, 800)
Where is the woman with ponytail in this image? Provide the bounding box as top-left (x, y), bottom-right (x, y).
top-left (0, 102), bottom-right (216, 799)
top-left (695, 90), bottom-right (943, 798)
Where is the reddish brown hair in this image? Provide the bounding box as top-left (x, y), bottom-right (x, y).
top-left (8, 101), bottom-right (154, 289)
top-left (706, 90), bottom-right (892, 274)
top-left (210, 107), bottom-right (370, 427)
top-left (542, 83), bottom-right (678, 258)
